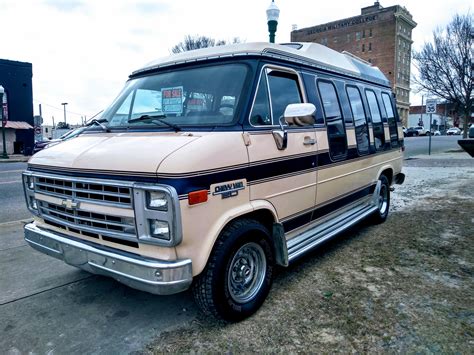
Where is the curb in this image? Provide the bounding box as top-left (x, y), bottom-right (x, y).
top-left (0, 156), bottom-right (31, 163)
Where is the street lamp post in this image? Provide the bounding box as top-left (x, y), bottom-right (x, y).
top-left (266, 0), bottom-right (280, 43)
top-left (0, 85), bottom-right (8, 159)
top-left (61, 102), bottom-right (68, 124)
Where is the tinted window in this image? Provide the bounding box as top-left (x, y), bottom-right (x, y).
top-left (347, 86), bottom-right (369, 155)
top-left (382, 92), bottom-right (399, 147)
top-left (267, 70), bottom-right (302, 125)
top-left (318, 81), bottom-right (347, 159)
top-left (366, 90), bottom-right (381, 123)
top-left (250, 74), bottom-right (272, 125)
top-left (365, 89), bottom-right (385, 150)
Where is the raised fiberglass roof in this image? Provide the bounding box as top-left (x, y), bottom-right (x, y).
top-left (132, 42), bottom-right (390, 87)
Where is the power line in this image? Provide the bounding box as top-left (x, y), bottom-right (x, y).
top-left (33, 99), bottom-right (88, 116)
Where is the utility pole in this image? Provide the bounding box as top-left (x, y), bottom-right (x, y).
top-left (0, 85), bottom-right (8, 159)
top-left (61, 102), bottom-right (68, 124)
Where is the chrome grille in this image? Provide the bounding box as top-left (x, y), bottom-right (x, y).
top-left (38, 201), bottom-right (137, 243)
top-left (35, 176), bottom-right (132, 207)
top-left (28, 172), bottom-right (139, 248)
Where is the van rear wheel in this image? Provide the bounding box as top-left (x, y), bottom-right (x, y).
top-left (192, 218), bottom-right (274, 321)
top-left (371, 175), bottom-right (390, 224)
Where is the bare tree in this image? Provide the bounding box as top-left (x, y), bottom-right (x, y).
top-left (413, 14), bottom-right (473, 138)
top-left (171, 35), bottom-right (241, 54)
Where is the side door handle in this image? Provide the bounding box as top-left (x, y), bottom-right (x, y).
top-left (303, 136), bottom-right (316, 146)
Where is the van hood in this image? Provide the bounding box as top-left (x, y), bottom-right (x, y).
top-left (29, 132), bottom-right (199, 174)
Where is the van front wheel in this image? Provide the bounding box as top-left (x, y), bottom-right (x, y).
top-left (192, 219), bottom-right (274, 321)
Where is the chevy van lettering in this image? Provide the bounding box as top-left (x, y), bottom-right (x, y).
top-left (213, 181), bottom-right (245, 199)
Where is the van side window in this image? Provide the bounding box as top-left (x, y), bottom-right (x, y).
top-left (267, 70), bottom-right (302, 125)
top-left (250, 74), bottom-right (272, 125)
top-left (318, 80), bottom-right (347, 159)
top-left (381, 92), bottom-right (399, 147)
top-left (365, 89), bottom-right (385, 150)
top-left (346, 86), bottom-right (369, 155)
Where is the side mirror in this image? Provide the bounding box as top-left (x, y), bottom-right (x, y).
top-left (272, 127), bottom-right (288, 150)
top-left (272, 103), bottom-right (316, 150)
top-left (283, 103), bottom-right (316, 126)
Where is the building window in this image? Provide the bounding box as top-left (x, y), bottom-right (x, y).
top-left (369, 43), bottom-right (372, 51)
top-left (362, 29), bottom-right (366, 38)
top-left (362, 44), bottom-right (365, 52)
top-left (356, 32), bottom-right (361, 41)
top-left (368, 58), bottom-right (372, 64)
top-left (369, 28), bottom-right (373, 37)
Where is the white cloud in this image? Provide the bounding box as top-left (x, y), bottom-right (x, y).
top-left (0, 0), bottom-right (471, 124)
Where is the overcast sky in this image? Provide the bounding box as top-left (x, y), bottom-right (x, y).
top-left (0, 0), bottom-right (471, 125)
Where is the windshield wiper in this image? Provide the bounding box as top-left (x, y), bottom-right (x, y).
top-left (86, 118), bottom-right (109, 132)
top-left (128, 114), bottom-right (181, 132)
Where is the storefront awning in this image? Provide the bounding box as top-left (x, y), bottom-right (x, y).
top-left (4, 121), bottom-right (33, 129)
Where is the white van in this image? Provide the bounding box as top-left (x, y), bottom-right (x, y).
top-left (23, 42), bottom-right (405, 321)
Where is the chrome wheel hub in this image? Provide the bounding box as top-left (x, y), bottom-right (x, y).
top-left (379, 184), bottom-right (388, 215)
top-left (227, 242), bottom-right (266, 304)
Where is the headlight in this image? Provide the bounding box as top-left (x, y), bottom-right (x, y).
top-left (26, 175), bottom-right (34, 190)
top-left (147, 191), bottom-right (168, 211)
top-left (30, 197), bottom-right (38, 210)
top-left (22, 172), bottom-right (40, 216)
top-left (133, 184), bottom-right (182, 247)
top-left (149, 220), bottom-right (170, 240)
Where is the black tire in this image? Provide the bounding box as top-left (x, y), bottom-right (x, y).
top-left (371, 175), bottom-right (390, 224)
top-left (192, 218), bottom-right (274, 321)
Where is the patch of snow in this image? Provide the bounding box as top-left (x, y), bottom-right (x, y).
top-left (391, 167), bottom-right (473, 212)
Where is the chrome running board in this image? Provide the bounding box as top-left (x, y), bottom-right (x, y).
top-left (287, 202), bottom-right (377, 263)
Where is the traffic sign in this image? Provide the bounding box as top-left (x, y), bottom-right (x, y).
top-left (425, 99), bottom-right (437, 114)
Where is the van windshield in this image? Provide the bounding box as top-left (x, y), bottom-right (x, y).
top-left (102, 64), bottom-right (249, 128)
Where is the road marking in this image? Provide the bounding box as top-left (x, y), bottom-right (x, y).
top-left (0, 218), bottom-right (33, 226)
top-left (0, 180), bottom-right (22, 184)
top-left (0, 169), bottom-right (24, 174)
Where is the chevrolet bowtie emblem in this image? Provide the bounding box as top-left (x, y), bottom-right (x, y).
top-left (61, 199), bottom-right (80, 209)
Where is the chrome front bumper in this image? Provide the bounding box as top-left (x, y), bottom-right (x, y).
top-left (24, 223), bottom-right (193, 295)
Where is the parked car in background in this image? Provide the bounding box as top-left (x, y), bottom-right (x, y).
top-left (468, 125), bottom-right (474, 138)
top-left (33, 126), bottom-right (87, 154)
top-left (432, 130), bottom-right (441, 136)
top-left (446, 127), bottom-right (461, 135)
top-left (402, 126), bottom-right (407, 137)
top-left (406, 127), bottom-right (418, 137)
top-left (406, 126), bottom-right (429, 136)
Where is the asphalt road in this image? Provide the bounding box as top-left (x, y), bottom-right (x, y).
top-left (0, 162), bottom-right (31, 223)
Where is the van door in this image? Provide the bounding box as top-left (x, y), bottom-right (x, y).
top-left (246, 66), bottom-right (317, 233)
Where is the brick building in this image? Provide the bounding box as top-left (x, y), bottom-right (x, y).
top-left (291, 1), bottom-right (416, 125)
top-left (0, 59), bottom-right (34, 155)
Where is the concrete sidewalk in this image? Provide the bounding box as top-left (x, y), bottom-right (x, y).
top-left (0, 154), bottom-right (30, 163)
top-left (404, 150), bottom-right (474, 168)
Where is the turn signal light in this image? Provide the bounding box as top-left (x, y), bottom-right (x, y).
top-left (188, 190), bottom-right (208, 205)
